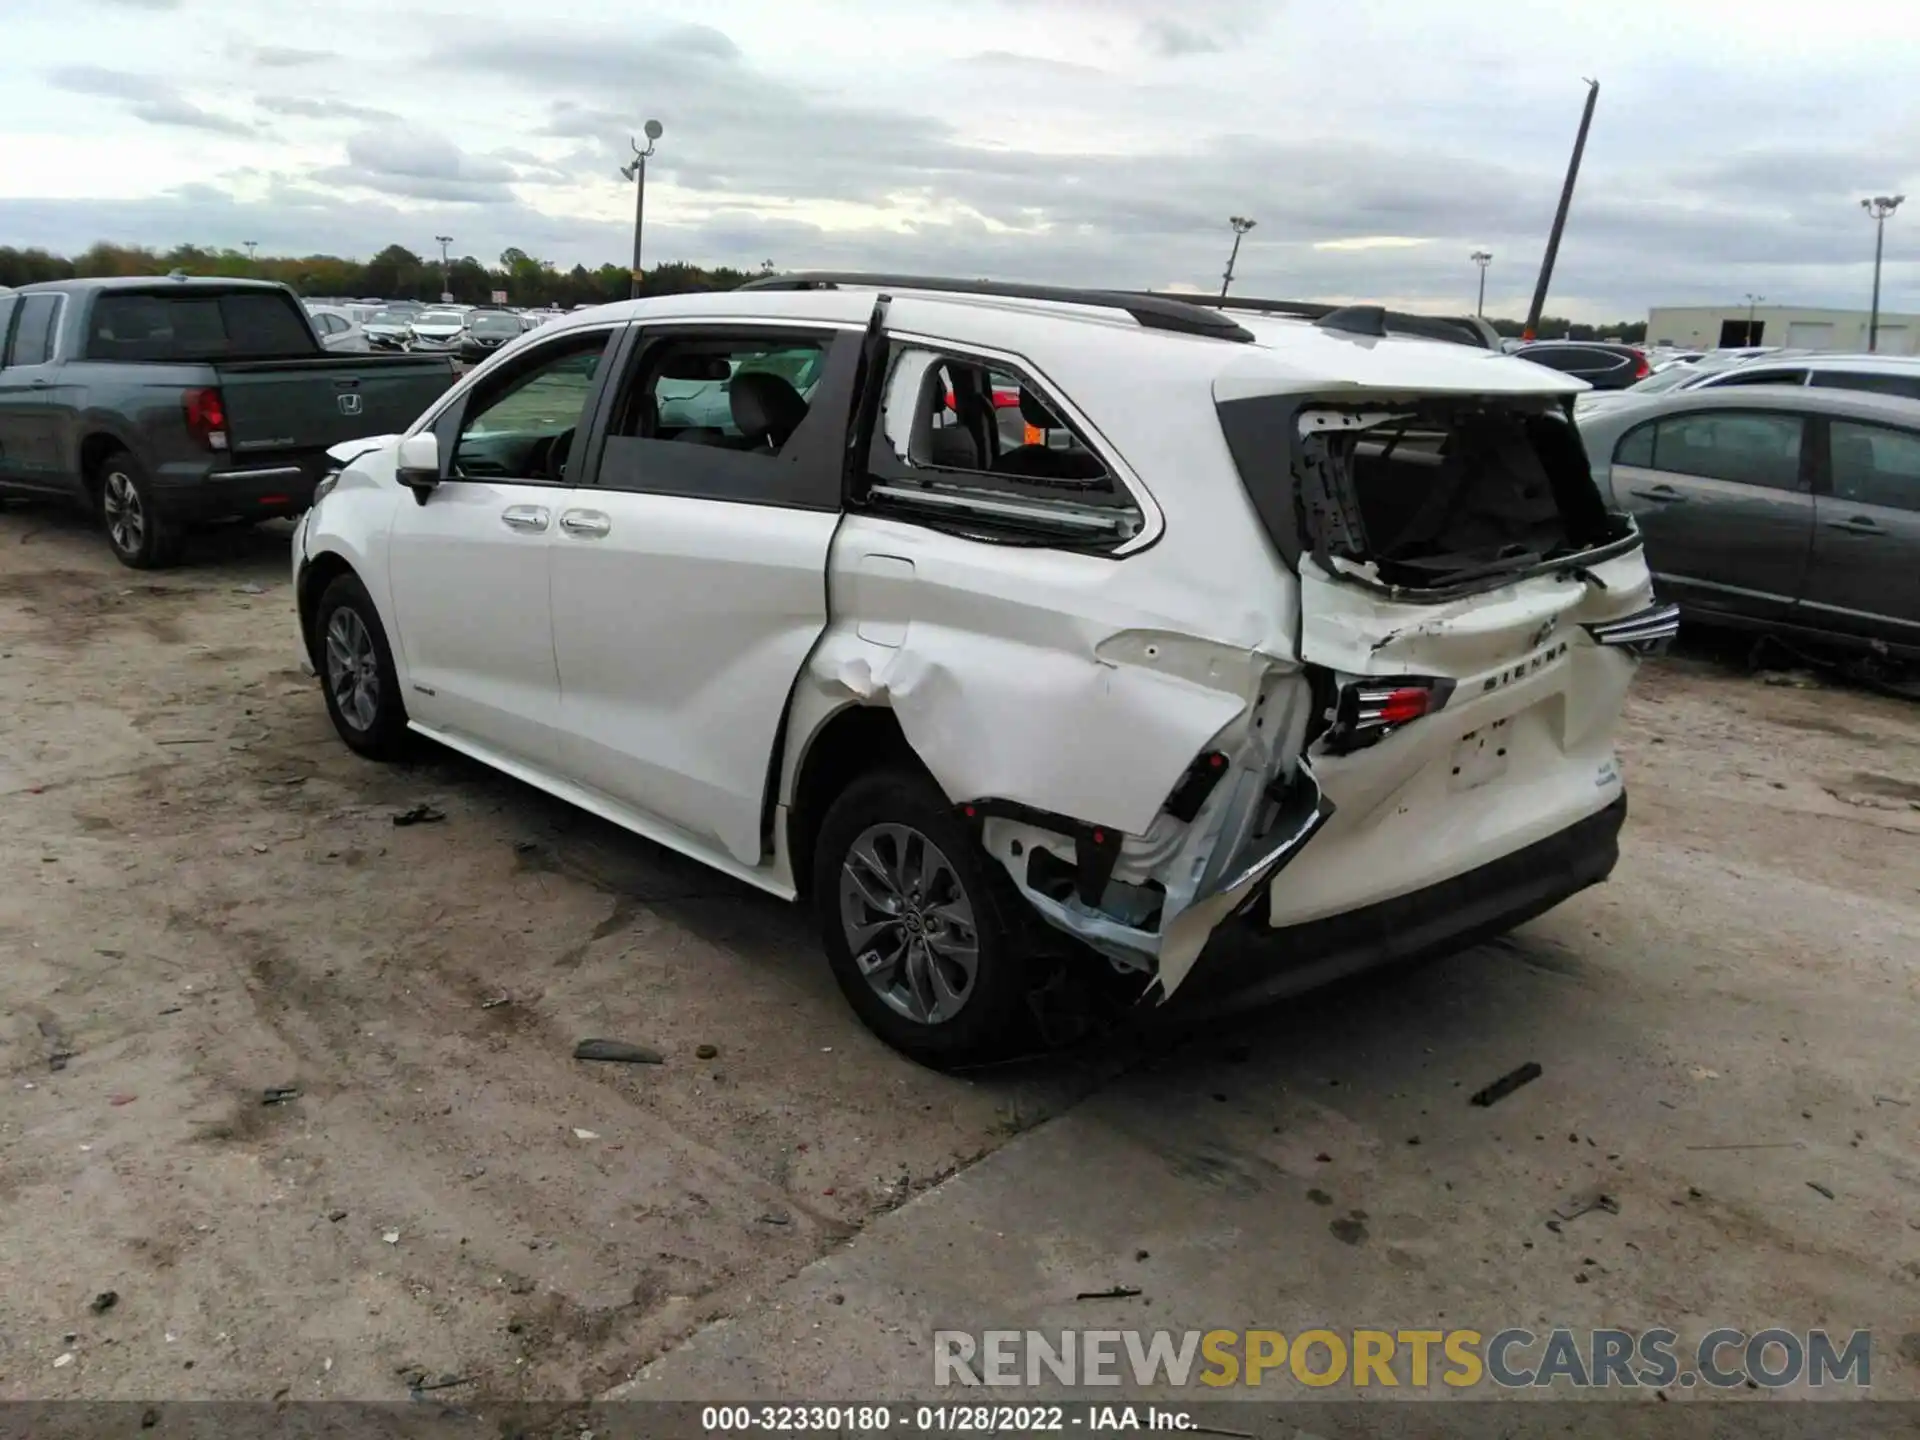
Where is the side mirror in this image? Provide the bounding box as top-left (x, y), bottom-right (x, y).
top-left (396, 432), bottom-right (440, 502)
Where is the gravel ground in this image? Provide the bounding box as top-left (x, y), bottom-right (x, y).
top-left (1, 502), bottom-right (1915, 1403)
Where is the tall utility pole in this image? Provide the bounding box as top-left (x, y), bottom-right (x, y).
top-left (434, 235), bottom-right (453, 301)
top-left (1470, 250), bottom-right (1493, 317)
top-left (243, 240), bottom-right (257, 264)
top-left (621, 119), bottom-right (664, 300)
top-left (1524, 78), bottom-right (1600, 341)
top-left (1743, 292), bottom-right (1765, 346)
top-left (1861, 195), bottom-right (1905, 352)
top-left (1221, 216), bottom-right (1255, 297)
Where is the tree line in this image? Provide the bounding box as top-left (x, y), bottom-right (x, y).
top-left (0, 242), bottom-right (763, 308)
top-left (0, 241), bottom-right (1645, 339)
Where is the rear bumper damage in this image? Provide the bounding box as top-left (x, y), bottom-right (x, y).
top-left (1167, 792), bottom-right (1627, 1016)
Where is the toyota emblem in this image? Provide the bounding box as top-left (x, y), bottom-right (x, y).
top-left (337, 393), bottom-right (363, 416)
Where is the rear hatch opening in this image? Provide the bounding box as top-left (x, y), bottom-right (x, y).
top-left (1219, 393), bottom-right (1638, 603)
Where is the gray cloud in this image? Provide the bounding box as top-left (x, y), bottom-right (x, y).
top-left (1142, 20), bottom-right (1223, 57)
top-left (249, 45), bottom-right (332, 67)
top-left (94, 0), bottom-right (183, 8)
top-left (259, 95), bottom-right (398, 123)
top-left (127, 97), bottom-right (255, 135)
top-left (49, 65), bottom-right (170, 101)
top-left (310, 125), bottom-right (519, 203)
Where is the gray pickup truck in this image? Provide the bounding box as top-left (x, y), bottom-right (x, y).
top-left (0, 276), bottom-right (456, 567)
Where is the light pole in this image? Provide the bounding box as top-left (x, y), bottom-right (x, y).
top-left (1743, 292), bottom-right (1764, 346)
top-left (1470, 250), bottom-right (1492, 317)
top-left (621, 119), bottom-right (664, 300)
top-left (243, 240), bottom-right (257, 265)
top-left (1221, 216), bottom-right (1255, 298)
top-left (434, 235), bottom-right (453, 302)
top-left (1861, 195), bottom-right (1904, 352)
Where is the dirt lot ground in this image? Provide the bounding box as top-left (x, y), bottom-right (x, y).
top-left (1, 502), bottom-right (1916, 1404)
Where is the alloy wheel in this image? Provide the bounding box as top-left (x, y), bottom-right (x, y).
top-left (102, 471), bottom-right (145, 556)
top-left (324, 607), bottom-right (381, 733)
top-left (838, 823), bottom-right (980, 1025)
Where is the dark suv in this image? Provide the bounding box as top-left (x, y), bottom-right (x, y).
top-left (1517, 341), bottom-right (1650, 390)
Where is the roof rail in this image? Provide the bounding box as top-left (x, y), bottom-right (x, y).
top-left (740, 271), bottom-right (1255, 343)
top-left (1146, 293), bottom-right (1499, 350)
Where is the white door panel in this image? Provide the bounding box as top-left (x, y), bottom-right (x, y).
top-left (551, 491), bottom-right (838, 864)
top-left (385, 479), bottom-right (563, 768)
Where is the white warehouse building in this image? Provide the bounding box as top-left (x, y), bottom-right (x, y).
top-left (1646, 304), bottom-right (1920, 355)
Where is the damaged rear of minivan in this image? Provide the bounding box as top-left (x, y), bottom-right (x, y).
top-left (1177, 371), bottom-right (1676, 1007)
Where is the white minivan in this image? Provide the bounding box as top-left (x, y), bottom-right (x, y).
top-left (293, 275), bottom-right (1672, 1065)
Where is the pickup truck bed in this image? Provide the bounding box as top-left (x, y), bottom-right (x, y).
top-left (0, 277), bottom-right (455, 567)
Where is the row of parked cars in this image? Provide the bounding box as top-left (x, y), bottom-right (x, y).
top-left (303, 298), bottom-right (566, 365)
top-left (0, 270), bottom-right (1911, 1065)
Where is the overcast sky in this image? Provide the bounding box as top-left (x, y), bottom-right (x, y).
top-left (2, 0), bottom-right (1915, 320)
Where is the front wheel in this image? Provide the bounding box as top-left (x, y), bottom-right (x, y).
top-left (812, 769), bottom-right (1032, 1067)
top-left (314, 573), bottom-right (410, 759)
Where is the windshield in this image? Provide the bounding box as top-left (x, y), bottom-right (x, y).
top-left (471, 313), bottom-right (521, 335)
top-left (417, 311), bottom-right (463, 327)
top-left (371, 311), bottom-right (410, 326)
top-left (1626, 367), bottom-right (1702, 395)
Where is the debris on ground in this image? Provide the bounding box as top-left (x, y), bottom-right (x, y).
top-left (1075, 1286), bottom-right (1143, 1301)
top-left (573, 1038), bottom-right (664, 1065)
top-left (1469, 1061), bottom-right (1543, 1108)
top-left (1756, 669), bottom-right (1822, 690)
top-left (109, 1094), bottom-right (137, 1107)
top-left (391, 805), bottom-right (446, 827)
top-left (382, 1230), bottom-right (400, 1244)
top-left (89, 1291), bottom-right (118, 1314)
top-left (1684, 1141), bottom-right (1803, 1152)
top-left (478, 994), bottom-right (510, 1009)
top-left (757, 1212), bottom-right (791, 1226)
top-left (327, 1210), bottom-right (348, 1223)
top-left (232, 582), bottom-right (266, 596)
top-left (695, 1043), bottom-right (719, 1060)
top-left (53, 1352), bottom-right (74, 1369)
top-left (1551, 1190), bottom-right (1620, 1225)
top-left (571, 1128), bottom-right (600, 1140)
top-left (1807, 1181), bottom-right (1835, 1200)
top-left (408, 1373), bottom-right (476, 1398)
top-left (261, 1086), bottom-right (301, 1106)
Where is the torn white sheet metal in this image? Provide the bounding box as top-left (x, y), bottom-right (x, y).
top-left (1298, 547), bottom-right (1656, 678)
top-left (818, 625), bottom-right (1260, 837)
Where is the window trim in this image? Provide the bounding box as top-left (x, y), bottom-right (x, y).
top-left (585, 319), bottom-right (861, 513)
top-left (432, 325), bottom-right (620, 490)
top-left (871, 329), bottom-right (1164, 555)
top-left (411, 321), bottom-right (622, 437)
top-left (5, 292), bottom-right (65, 367)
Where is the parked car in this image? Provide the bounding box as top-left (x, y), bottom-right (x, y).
top-left (459, 309), bottom-right (525, 365)
top-left (293, 273), bottom-right (1669, 1064)
top-left (306, 306), bottom-right (371, 353)
top-left (363, 309), bottom-right (416, 351)
top-left (0, 277), bottom-right (457, 567)
top-left (1516, 340), bottom-right (1651, 389)
top-left (1665, 353), bottom-right (1920, 402)
top-left (406, 309), bottom-right (466, 353)
top-left (1578, 386), bottom-right (1920, 658)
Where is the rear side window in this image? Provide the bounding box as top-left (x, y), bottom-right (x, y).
top-left (863, 345), bottom-right (1142, 551)
top-left (1702, 368), bottom-right (1807, 388)
top-left (7, 294), bottom-right (62, 366)
top-left (1829, 421), bottom-right (1920, 512)
top-left (86, 291), bottom-right (318, 361)
top-left (1643, 412), bottom-right (1804, 491)
top-left (1810, 370), bottom-right (1920, 402)
top-left (1520, 347), bottom-right (1591, 374)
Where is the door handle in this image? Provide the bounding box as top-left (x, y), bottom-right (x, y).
top-left (1825, 515), bottom-right (1884, 535)
top-left (29, 379), bottom-right (50, 390)
top-left (501, 504), bottom-right (550, 532)
top-left (559, 509), bottom-right (611, 539)
top-left (1629, 485), bottom-right (1684, 503)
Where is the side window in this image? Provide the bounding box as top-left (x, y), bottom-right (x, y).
top-left (866, 346), bottom-right (1143, 550)
top-left (1650, 411), bottom-right (1803, 491)
top-left (449, 331), bottom-right (608, 483)
top-left (1829, 421), bottom-right (1920, 513)
top-left (1811, 371), bottom-right (1920, 402)
top-left (1613, 422), bottom-right (1655, 469)
top-left (594, 327), bottom-right (849, 510)
top-left (6, 294), bottom-right (61, 367)
top-left (1521, 348), bottom-right (1583, 374)
top-left (0, 294), bottom-right (17, 359)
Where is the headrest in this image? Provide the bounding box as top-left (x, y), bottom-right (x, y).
top-left (730, 371), bottom-right (809, 446)
top-left (1018, 387), bottom-right (1061, 429)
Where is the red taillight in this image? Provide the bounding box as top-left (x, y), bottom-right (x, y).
top-left (183, 387), bottom-right (227, 451)
top-left (1631, 351), bottom-right (1650, 379)
top-left (992, 389), bottom-right (1020, 408)
top-left (1370, 687), bottom-right (1433, 725)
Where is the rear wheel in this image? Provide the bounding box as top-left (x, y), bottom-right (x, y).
top-left (315, 573), bottom-right (410, 759)
top-left (813, 768), bottom-right (1031, 1067)
top-left (97, 449), bottom-right (183, 569)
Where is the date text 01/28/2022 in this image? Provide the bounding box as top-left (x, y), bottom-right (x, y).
top-left (701, 1404), bottom-right (1196, 1432)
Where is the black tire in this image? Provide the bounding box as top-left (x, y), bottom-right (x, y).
top-left (96, 448), bottom-right (183, 569)
top-left (314, 572), bottom-right (410, 759)
top-left (812, 767), bottom-right (1032, 1067)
